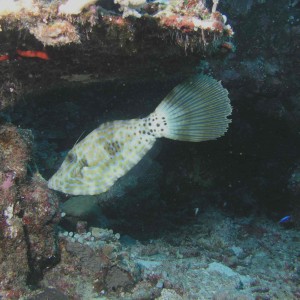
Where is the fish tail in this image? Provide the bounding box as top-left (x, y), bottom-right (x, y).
top-left (151, 74), bottom-right (232, 142)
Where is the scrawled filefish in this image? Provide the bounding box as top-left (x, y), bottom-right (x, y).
top-left (48, 74), bottom-right (232, 195)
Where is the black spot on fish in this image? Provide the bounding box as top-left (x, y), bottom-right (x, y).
top-left (66, 152), bottom-right (77, 163)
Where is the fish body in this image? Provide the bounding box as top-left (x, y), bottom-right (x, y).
top-left (16, 49), bottom-right (50, 60)
top-left (49, 118), bottom-right (157, 195)
top-left (48, 75), bottom-right (232, 195)
top-left (279, 215), bottom-right (291, 224)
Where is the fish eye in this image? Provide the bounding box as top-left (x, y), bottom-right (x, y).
top-left (66, 152), bottom-right (77, 163)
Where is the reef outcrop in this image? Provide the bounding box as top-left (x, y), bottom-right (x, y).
top-left (0, 124), bottom-right (60, 298)
top-left (0, 0), bottom-right (233, 109)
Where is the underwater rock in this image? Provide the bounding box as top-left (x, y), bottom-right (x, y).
top-left (157, 288), bottom-right (183, 300)
top-left (19, 174), bottom-right (60, 284)
top-left (0, 125), bottom-right (31, 295)
top-left (29, 20), bottom-right (81, 46)
top-left (40, 228), bottom-right (139, 299)
top-left (26, 287), bottom-right (69, 300)
top-left (61, 195), bottom-right (100, 218)
top-left (0, 0), bottom-right (232, 47)
top-left (0, 0), bottom-right (233, 103)
top-left (0, 124), bottom-right (60, 297)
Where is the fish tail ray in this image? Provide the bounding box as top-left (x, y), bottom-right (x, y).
top-left (152, 74), bottom-right (232, 142)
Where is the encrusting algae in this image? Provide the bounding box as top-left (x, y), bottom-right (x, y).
top-left (48, 75), bottom-right (232, 195)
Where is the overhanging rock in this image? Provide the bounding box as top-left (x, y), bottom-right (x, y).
top-left (0, 0), bottom-right (233, 109)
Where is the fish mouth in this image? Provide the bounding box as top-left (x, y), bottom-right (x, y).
top-left (47, 174), bottom-right (84, 195)
top-left (47, 177), bottom-right (66, 194)
top-left (47, 174), bottom-right (62, 191)
top-left (47, 176), bottom-right (56, 190)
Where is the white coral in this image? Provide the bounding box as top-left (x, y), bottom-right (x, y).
top-left (58, 0), bottom-right (97, 15)
top-left (4, 204), bottom-right (19, 238)
top-left (114, 0), bottom-right (146, 18)
top-left (0, 0), bottom-right (36, 17)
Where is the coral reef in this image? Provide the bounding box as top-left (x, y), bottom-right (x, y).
top-left (37, 228), bottom-right (139, 299)
top-left (26, 210), bottom-right (300, 299)
top-left (0, 0), bottom-right (233, 103)
top-left (29, 20), bottom-right (81, 46)
top-left (1, 0), bottom-right (300, 298)
top-left (58, 0), bottom-right (98, 15)
top-left (115, 0), bottom-right (147, 17)
top-left (0, 0), bottom-right (232, 46)
top-left (0, 124), bottom-right (60, 298)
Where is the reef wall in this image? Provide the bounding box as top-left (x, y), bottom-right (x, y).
top-left (0, 124), bottom-right (60, 297)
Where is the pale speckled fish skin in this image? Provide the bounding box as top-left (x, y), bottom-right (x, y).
top-left (48, 116), bottom-right (159, 195)
top-left (48, 75), bottom-right (232, 195)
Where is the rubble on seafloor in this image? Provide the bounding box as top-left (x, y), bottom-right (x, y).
top-left (3, 209), bottom-right (299, 300)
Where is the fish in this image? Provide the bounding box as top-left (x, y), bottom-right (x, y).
top-left (48, 74), bottom-right (232, 195)
top-left (0, 54), bottom-right (9, 62)
top-left (0, 50), bottom-right (50, 62)
top-left (16, 49), bottom-right (49, 60)
top-left (279, 215), bottom-right (291, 224)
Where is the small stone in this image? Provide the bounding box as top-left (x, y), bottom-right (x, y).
top-left (76, 221), bottom-right (87, 234)
top-left (157, 289), bottom-right (183, 300)
top-left (156, 280), bottom-right (164, 289)
top-left (231, 246), bottom-right (243, 257)
top-left (90, 227), bottom-right (102, 238)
